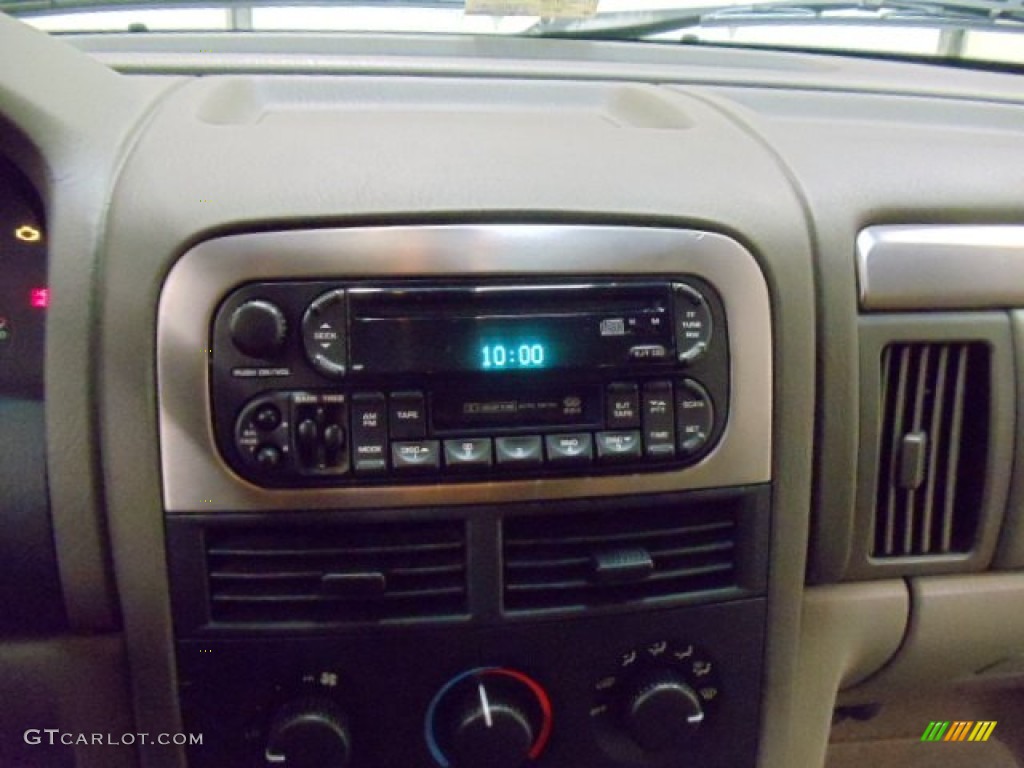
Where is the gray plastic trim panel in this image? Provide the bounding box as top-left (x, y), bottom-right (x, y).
top-left (157, 225), bottom-right (772, 512)
top-left (858, 225), bottom-right (1024, 310)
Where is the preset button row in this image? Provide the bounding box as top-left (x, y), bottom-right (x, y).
top-left (386, 427), bottom-right (701, 475)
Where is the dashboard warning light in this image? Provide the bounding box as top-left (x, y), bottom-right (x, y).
top-left (15, 225), bottom-right (41, 243)
top-left (30, 288), bottom-right (49, 309)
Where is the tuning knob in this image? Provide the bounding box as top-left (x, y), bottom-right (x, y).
top-left (426, 667), bottom-right (552, 768)
top-left (622, 670), bottom-right (704, 752)
top-left (229, 299), bottom-right (288, 359)
top-left (264, 698), bottom-right (352, 768)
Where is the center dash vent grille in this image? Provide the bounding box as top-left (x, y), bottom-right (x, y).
top-left (205, 520), bottom-right (466, 626)
top-left (503, 502), bottom-right (740, 614)
top-left (874, 342), bottom-right (989, 558)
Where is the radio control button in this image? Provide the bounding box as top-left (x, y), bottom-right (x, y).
top-left (352, 393), bottom-right (388, 474)
top-left (254, 404), bottom-right (282, 431)
top-left (629, 344), bottom-right (669, 361)
top-left (673, 283), bottom-right (713, 364)
top-left (676, 379), bottom-right (714, 458)
top-left (642, 381), bottom-right (676, 459)
top-left (255, 444), bottom-right (283, 470)
top-left (607, 383), bottom-right (640, 428)
top-left (392, 441), bottom-right (441, 472)
top-left (596, 431), bottom-right (643, 462)
top-left (302, 289), bottom-right (348, 379)
top-left (229, 300), bottom-right (287, 359)
top-left (545, 433), bottom-right (594, 465)
top-left (495, 436), bottom-right (544, 468)
top-left (294, 397), bottom-right (350, 474)
top-left (296, 418), bottom-right (319, 466)
top-left (444, 438), bottom-right (493, 470)
top-left (323, 423), bottom-right (344, 449)
top-left (389, 391), bottom-right (427, 440)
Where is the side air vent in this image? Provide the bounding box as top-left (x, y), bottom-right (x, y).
top-left (503, 501), bottom-right (741, 613)
top-left (874, 342), bottom-right (989, 558)
top-left (205, 520), bottom-right (466, 626)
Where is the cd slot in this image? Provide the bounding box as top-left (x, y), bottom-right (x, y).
top-left (349, 283), bottom-right (670, 319)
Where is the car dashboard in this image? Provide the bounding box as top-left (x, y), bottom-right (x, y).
top-left (2, 13), bottom-right (1024, 768)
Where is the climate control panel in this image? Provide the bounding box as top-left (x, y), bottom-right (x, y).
top-left (175, 600), bottom-right (763, 768)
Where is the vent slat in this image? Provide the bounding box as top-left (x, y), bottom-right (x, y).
top-left (904, 346), bottom-right (931, 555)
top-left (873, 341), bottom-right (988, 560)
top-left (209, 564), bottom-right (463, 579)
top-left (504, 539), bottom-right (735, 570)
top-left (504, 504), bottom-right (740, 613)
top-left (942, 345), bottom-right (969, 554)
top-left (883, 347), bottom-right (911, 556)
top-left (205, 521), bottom-right (467, 625)
top-left (507, 562), bottom-right (735, 592)
top-left (211, 586), bottom-right (466, 603)
top-left (504, 520), bottom-right (734, 550)
top-left (920, 345), bottom-right (949, 554)
top-left (208, 542), bottom-right (462, 558)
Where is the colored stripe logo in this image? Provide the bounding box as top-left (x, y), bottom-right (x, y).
top-left (921, 721), bottom-right (997, 742)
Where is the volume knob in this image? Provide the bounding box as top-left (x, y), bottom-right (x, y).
top-left (229, 300), bottom-right (287, 359)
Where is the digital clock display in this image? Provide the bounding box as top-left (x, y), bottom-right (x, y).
top-left (481, 342), bottom-right (547, 370)
top-left (347, 282), bottom-right (676, 376)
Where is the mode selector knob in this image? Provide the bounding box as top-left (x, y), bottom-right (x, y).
top-left (229, 300), bottom-right (288, 359)
top-left (623, 670), bottom-right (704, 752)
top-left (264, 698), bottom-right (352, 768)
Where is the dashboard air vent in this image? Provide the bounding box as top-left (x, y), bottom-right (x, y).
top-left (503, 502), bottom-right (738, 613)
top-left (205, 520), bottom-right (466, 625)
top-left (874, 342), bottom-right (989, 558)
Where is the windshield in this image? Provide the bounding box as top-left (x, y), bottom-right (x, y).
top-left (6, 0), bottom-right (1024, 70)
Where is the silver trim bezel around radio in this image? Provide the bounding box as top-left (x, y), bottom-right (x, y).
top-left (157, 225), bottom-right (772, 512)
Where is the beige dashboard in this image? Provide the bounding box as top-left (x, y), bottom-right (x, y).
top-left (2, 10), bottom-right (1024, 768)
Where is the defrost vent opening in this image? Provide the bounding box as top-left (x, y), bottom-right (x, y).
top-left (502, 501), bottom-right (741, 614)
top-left (873, 342), bottom-right (989, 558)
top-left (205, 520), bottom-right (467, 626)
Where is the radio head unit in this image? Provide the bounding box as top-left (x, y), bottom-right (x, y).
top-left (210, 278), bottom-right (728, 487)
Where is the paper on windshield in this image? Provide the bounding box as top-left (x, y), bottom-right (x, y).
top-left (465, 0), bottom-right (598, 17)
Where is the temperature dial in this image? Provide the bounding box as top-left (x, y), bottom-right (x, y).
top-left (426, 667), bottom-right (553, 768)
